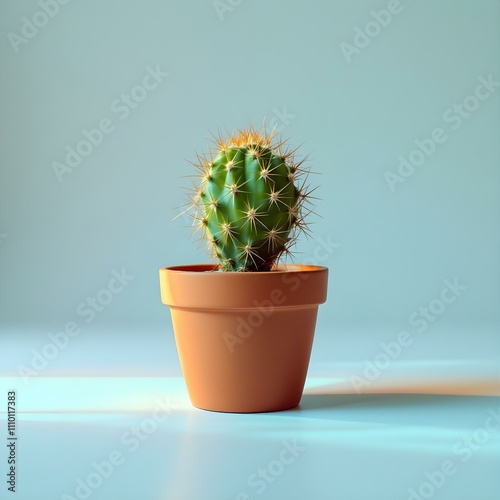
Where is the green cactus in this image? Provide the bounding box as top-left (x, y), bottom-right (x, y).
top-left (188, 126), bottom-right (313, 272)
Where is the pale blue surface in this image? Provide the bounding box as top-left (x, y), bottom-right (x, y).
top-left (1, 376), bottom-right (499, 500)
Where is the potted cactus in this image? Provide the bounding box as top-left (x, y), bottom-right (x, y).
top-left (159, 125), bottom-right (328, 412)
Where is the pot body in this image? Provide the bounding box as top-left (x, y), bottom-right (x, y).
top-left (159, 264), bottom-right (328, 413)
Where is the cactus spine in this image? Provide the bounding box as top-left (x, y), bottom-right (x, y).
top-left (188, 125), bottom-right (313, 272)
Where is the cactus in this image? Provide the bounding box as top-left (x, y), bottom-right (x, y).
top-left (186, 125), bottom-right (314, 272)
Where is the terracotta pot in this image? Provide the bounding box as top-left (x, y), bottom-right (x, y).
top-left (159, 263), bottom-right (328, 413)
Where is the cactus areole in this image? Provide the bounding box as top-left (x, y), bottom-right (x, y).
top-left (189, 126), bottom-right (313, 272)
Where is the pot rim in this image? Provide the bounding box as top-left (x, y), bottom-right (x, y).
top-left (161, 263), bottom-right (328, 274)
top-left (159, 263), bottom-right (329, 309)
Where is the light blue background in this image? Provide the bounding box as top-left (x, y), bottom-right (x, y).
top-left (0, 0), bottom-right (499, 372)
top-left (1, 2), bottom-right (500, 500)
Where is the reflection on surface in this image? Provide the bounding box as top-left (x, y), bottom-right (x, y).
top-left (1, 376), bottom-right (499, 499)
